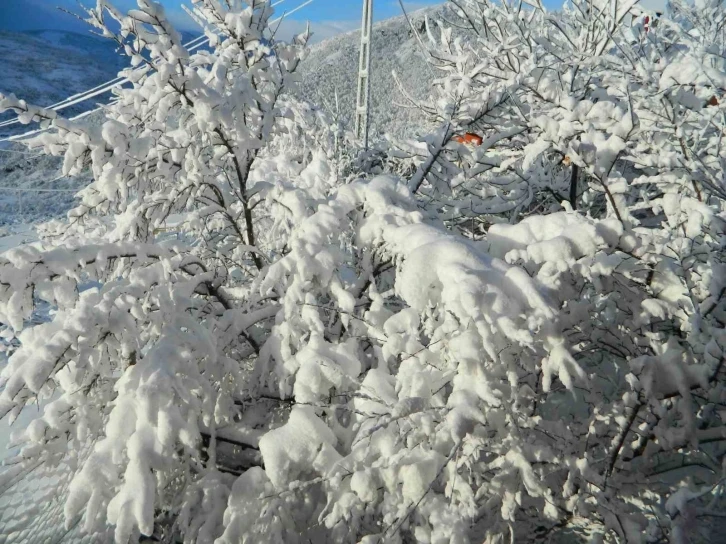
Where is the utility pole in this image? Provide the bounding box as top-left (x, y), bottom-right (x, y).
top-left (355, 0), bottom-right (374, 150)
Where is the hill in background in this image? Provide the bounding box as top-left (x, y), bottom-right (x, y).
top-left (298, 6), bottom-right (437, 140)
top-left (0, 30), bottom-right (126, 126)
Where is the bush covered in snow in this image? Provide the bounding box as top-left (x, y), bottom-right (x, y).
top-left (0, 0), bottom-right (725, 543)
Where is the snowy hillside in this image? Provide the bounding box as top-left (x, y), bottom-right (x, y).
top-left (0, 148), bottom-right (92, 225)
top-left (297, 5), bottom-right (440, 140)
top-left (0, 29), bottom-right (199, 131)
top-left (0, 30), bottom-right (207, 225)
top-left (0, 30), bottom-right (126, 132)
top-left (0, 31), bottom-right (122, 225)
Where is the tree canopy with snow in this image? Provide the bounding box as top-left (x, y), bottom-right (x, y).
top-left (0, 0), bottom-right (725, 542)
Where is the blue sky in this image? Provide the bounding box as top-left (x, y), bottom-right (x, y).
top-left (302, 0), bottom-right (443, 24)
top-left (0, 0), bottom-right (446, 41)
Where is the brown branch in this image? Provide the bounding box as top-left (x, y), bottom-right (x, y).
top-left (606, 399), bottom-right (643, 479)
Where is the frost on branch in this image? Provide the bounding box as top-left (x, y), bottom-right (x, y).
top-left (1, 0), bottom-right (726, 542)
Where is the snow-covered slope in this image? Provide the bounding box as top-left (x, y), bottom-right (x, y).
top-left (0, 31), bottom-right (126, 225)
top-left (0, 30), bottom-right (126, 132)
top-left (0, 29), bottom-right (199, 132)
top-left (297, 5), bottom-right (440, 140)
top-left (0, 147), bottom-right (92, 226)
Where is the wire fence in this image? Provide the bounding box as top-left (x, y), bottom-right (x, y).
top-left (0, 187), bottom-right (78, 219)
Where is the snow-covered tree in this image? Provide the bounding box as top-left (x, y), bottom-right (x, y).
top-left (385, 0), bottom-right (726, 541)
top-left (1, 0), bottom-right (725, 543)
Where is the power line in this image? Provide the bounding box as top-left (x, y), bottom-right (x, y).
top-left (0, 102), bottom-right (105, 143)
top-left (0, 187), bottom-right (76, 193)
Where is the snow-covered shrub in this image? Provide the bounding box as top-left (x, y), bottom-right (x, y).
top-left (386, 0), bottom-right (726, 541)
top-left (0, 0), bottom-right (725, 543)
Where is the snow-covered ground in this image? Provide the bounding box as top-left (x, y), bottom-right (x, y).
top-left (0, 145), bottom-right (92, 226)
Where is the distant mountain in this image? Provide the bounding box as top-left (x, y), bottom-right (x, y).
top-left (0, 0), bottom-right (196, 35)
top-left (0, 30), bottom-right (126, 128)
top-left (0, 29), bottom-right (126, 224)
top-left (0, 29), bottom-right (204, 138)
